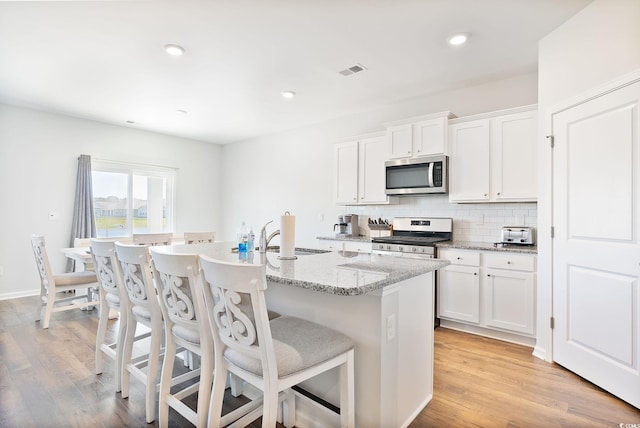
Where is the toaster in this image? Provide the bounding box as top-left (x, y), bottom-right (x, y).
top-left (500, 226), bottom-right (535, 245)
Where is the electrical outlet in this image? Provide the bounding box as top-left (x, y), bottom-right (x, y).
top-left (386, 314), bottom-right (396, 342)
top-left (0, 265), bottom-right (3, 276)
top-left (318, 212), bottom-right (324, 221)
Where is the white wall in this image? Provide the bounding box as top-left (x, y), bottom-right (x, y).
top-left (220, 73), bottom-right (539, 246)
top-left (0, 104), bottom-right (223, 298)
top-left (536, 0), bottom-right (640, 360)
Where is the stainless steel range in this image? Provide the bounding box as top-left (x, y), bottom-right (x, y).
top-left (371, 217), bottom-right (452, 259)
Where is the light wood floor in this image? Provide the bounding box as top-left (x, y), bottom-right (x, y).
top-left (1, 295), bottom-right (638, 427)
top-left (413, 327), bottom-right (640, 427)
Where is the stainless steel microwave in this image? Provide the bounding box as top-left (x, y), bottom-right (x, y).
top-left (385, 155), bottom-right (448, 195)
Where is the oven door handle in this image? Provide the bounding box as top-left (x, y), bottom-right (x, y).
top-left (372, 250), bottom-right (434, 259)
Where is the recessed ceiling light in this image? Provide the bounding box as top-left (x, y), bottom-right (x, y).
top-left (164, 44), bottom-right (185, 56)
top-left (281, 91), bottom-right (296, 99)
top-left (126, 120), bottom-right (135, 124)
top-left (176, 109), bottom-right (188, 114)
top-left (448, 33), bottom-right (469, 46)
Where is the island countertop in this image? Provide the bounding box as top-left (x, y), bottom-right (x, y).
top-left (153, 242), bottom-right (449, 296)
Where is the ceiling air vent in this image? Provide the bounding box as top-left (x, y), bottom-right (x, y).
top-left (339, 63), bottom-right (367, 76)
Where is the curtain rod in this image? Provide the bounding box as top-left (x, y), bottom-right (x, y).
top-left (81, 155), bottom-right (179, 171)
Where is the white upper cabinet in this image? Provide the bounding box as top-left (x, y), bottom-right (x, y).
top-left (334, 140), bottom-right (359, 204)
top-left (449, 119), bottom-right (491, 201)
top-left (334, 133), bottom-right (394, 205)
top-left (358, 135), bottom-right (389, 204)
top-left (491, 111), bottom-right (538, 201)
top-left (387, 123), bottom-right (413, 158)
top-left (448, 105), bottom-right (538, 203)
top-left (386, 112), bottom-right (456, 159)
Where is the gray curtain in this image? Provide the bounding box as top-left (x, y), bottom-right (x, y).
top-left (67, 154), bottom-right (96, 271)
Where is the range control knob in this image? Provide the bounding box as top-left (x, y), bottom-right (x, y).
top-left (398, 246), bottom-right (403, 252)
top-left (412, 247), bottom-right (417, 252)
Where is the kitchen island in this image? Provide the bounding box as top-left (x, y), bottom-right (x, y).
top-left (156, 242), bottom-right (449, 428)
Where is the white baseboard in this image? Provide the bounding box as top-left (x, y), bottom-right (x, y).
top-left (438, 320), bottom-right (536, 347)
top-left (532, 345), bottom-right (547, 361)
top-left (400, 394), bottom-right (432, 428)
top-left (0, 289), bottom-right (39, 301)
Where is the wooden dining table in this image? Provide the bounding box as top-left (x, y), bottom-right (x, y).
top-left (61, 246), bottom-right (93, 271)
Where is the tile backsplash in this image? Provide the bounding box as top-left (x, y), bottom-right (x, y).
top-left (345, 195), bottom-right (537, 244)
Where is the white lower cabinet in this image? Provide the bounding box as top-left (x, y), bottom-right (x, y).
top-left (438, 264), bottom-right (480, 323)
top-left (484, 268), bottom-right (535, 335)
top-left (438, 248), bottom-right (536, 341)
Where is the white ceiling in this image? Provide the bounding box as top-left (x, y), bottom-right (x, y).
top-left (0, 0), bottom-right (592, 144)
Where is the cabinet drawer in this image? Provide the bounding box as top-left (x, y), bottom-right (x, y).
top-left (484, 253), bottom-right (535, 272)
top-left (317, 240), bottom-right (343, 251)
top-left (343, 241), bottom-right (372, 253)
top-left (438, 249), bottom-right (480, 266)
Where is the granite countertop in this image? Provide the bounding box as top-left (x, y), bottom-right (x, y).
top-left (436, 240), bottom-right (538, 254)
top-left (154, 242), bottom-right (448, 296)
top-left (318, 235), bottom-right (537, 254)
top-left (317, 235), bottom-right (371, 242)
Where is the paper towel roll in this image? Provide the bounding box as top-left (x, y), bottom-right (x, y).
top-left (279, 211), bottom-right (296, 259)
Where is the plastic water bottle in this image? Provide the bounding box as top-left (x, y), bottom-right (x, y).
top-left (238, 222), bottom-right (248, 253)
top-left (247, 227), bottom-right (255, 252)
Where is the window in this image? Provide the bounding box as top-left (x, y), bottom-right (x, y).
top-left (91, 160), bottom-right (176, 238)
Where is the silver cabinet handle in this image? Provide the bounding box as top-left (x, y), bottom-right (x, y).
top-left (497, 192), bottom-right (501, 196)
top-left (507, 261), bottom-right (511, 264)
top-left (483, 193), bottom-right (488, 197)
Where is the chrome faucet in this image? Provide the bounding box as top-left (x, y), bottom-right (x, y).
top-left (259, 220), bottom-right (280, 253)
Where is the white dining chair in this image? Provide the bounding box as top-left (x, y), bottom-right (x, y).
top-left (132, 233), bottom-right (172, 246)
top-left (113, 243), bottom-right (173, 423)
top-left (31, 235), bottom-right (100, 329)
top-left (149, 249), bottom-right (213, 428)
top-left (90, 239), bottom-right (128, 392)
top-left (198, 255), bottom-right (356, 428)
top-left (183, 231), bottom-right (215, 244)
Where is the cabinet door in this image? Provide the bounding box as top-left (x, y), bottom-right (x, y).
top-left (334, 141), bottom-right (359, 204)
top-left (387, 124), bottom-right (413, 159)
top-left (491, 111), bottom-right (537, 201)
top-left (414, 117), bottom-right (447, 156)
top-left (358, 136), bottom-right (389, 204)
top-left (438, 265), bottom-right (480, 323)
top-left (484, 269), bottom-right (535, 335)
top-left (448, 119), bottom-right (491, 202)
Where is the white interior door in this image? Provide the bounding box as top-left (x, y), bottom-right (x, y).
top-left (552, 78), bottom-right (640, 408)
